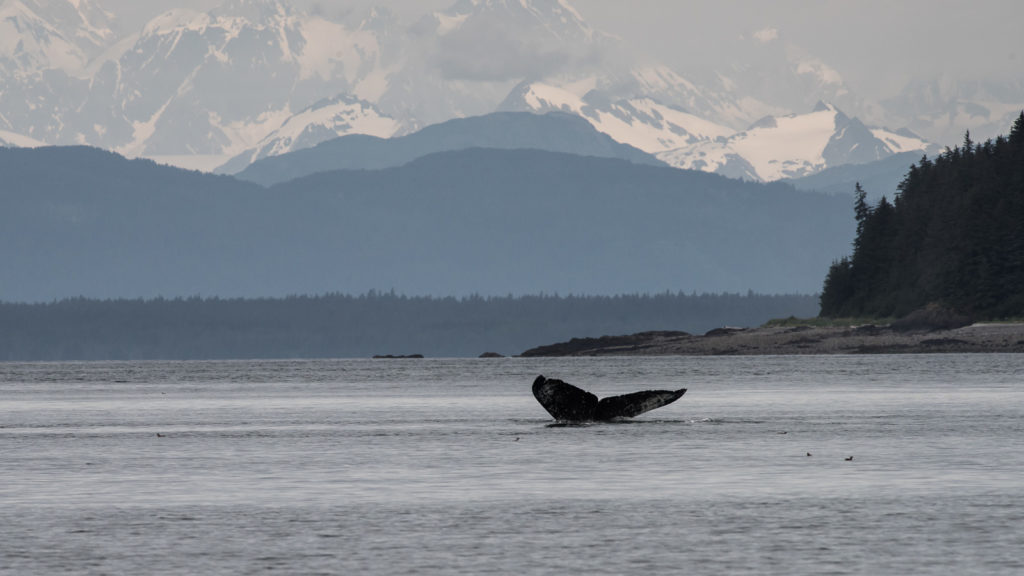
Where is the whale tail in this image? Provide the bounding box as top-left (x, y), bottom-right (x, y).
top-left (532, 375), bottom-right (686, 422)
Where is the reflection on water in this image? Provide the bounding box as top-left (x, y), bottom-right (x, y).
top-left (2, 355), bottom-right (1023, 575)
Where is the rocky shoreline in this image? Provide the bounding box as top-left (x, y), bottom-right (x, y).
top-left (519, 323), bottom-right (1024, 356)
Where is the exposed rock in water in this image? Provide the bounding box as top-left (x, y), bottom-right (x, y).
top-left (520, 331), bottom-right (691, 357)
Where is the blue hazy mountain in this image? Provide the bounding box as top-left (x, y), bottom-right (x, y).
top-left (786, 151), bottom-right (923, 199)
top-left (1, 145), bottom-right (853, 302)
top-left (226, 111), bottom-right (665, 185)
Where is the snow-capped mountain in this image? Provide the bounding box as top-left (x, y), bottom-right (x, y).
top-left (216, 94), bottom-right (400, 174)
top-left (621, 65), bottom-right (783, 132)
top-left (500, 80), bottom-right (734, 153)
top-left (101, 0), bottom-right (388, 157)
top-left (0, 0), bottom-right (118, 143)
top-left (1, 0), bottom-right (972, 181)
top-left (658, 103), bottom-right (936, 181)
top-left (1, 0), bottom-right (394, 157)
top-left (0, 0), bottom-right (115, 75)
top-left (502, 83), bottom-right (933, 181)
top-left (2, 0), bottom-right (621, 162)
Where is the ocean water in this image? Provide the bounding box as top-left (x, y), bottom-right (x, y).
top-left (2, 354), bottom-right (1022, 575)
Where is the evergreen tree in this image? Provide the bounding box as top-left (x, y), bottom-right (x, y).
top-left (819, 257), bottom-right (853, 316)
top-left (819, 114), bottom-right (1024, 319)
top-left (1009, 112), bottom-right (1024, 146)
top-left (853, 182), bottom-right (871, 238)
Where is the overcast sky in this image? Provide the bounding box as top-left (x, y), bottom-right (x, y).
top-left (585, 0), bottom-right (1022, 97)
top-left (106, 0), bottom-right (1023, 101)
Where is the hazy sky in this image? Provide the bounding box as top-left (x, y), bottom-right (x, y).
top-left (105, 0), bottom-right (1023, 101)
top-left (581, 0), bottom-right (1023, 99)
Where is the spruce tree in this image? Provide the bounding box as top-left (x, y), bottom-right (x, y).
top-left (819, 113), bottom-right (1024, 319)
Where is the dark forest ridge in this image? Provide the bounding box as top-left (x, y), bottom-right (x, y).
top-left (820, 113), bottom-right (1024, 320)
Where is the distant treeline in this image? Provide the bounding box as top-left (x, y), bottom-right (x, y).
top-left (0, 291), bottom-right (818, 361)
top-left (820, 113), bottom-right (1024, 318)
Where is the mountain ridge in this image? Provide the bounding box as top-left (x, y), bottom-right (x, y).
top-left (3, 0), bottom-right (996, 181)
top-left (655, 102), bottom-right (936, 181)
top-left (229, 110), bottom-right (665, 185)
top-left (2, 143), bottom-right (853, 302)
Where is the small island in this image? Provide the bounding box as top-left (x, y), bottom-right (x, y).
top-left (519, 321), bottom-right (1024, 356)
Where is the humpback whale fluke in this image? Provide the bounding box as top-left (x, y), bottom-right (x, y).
top-left (532, 375), bottom-right (686, 422)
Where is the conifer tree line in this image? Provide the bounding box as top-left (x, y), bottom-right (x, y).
top-left (820, 113), bottom-right (1024, 318)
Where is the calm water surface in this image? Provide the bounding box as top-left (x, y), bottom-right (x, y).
top-left (2, 355), bottom-right (1022, 575)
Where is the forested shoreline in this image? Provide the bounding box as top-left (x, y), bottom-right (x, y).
top-left (820, 113), bottom-right (1024, 319)
top-left (0, 291), bottom-right (818, 361)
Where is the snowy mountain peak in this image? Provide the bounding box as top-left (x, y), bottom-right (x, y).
top-left (501, 80), bottom-right (734, 153)
top-left (658, 103), bottom-right (935, 181)
top-left (101, 0), bottom-right (395, 157)
top-left (216, 94), bottom-right (400, 173)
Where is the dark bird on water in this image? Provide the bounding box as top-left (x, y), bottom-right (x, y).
top-left (845, 456), bottom-right (854, 461)
top-left (532, 375), bottom-right (686, 422)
